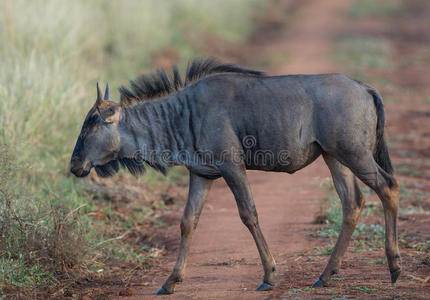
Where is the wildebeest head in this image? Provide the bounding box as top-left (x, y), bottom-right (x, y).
top-left (70, 83), bottom-right (123, 177)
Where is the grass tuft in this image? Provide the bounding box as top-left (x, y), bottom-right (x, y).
top-left (353, 286), bottom-right (378, 292)
top-left (313, 180), bottom-right (385, 250)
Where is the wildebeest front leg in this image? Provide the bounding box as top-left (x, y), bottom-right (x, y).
top-left (313, 154), bottom-right (364, 287)
top-left (220, 162), bottom-right (276, 291)
top-left (155, 173), bottom-right (213, 295)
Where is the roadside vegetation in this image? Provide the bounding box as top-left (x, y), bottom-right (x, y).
top-left (313, 179), bottom-right (387, 253)
top-left (314, 180), bottom-right (427, 252)
top-left (0, 0), bottom-right (261, 294)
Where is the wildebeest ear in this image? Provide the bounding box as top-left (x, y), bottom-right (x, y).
top-left (97, 106), bottom-right (116, 123)
top-left (104, 83), bottom-right (109, 100)
top-left (97, 103), bottom-right (120, 124)
top-left (95, 82), bottom-right (119, 123)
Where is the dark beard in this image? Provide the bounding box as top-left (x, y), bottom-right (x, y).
top-left (94, 156), bottom-right (168, 178)
top-left (94, 160), bottom-right (120, 178)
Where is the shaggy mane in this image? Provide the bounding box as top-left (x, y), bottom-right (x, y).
top-left (119, 57), bottom-right (264, 105)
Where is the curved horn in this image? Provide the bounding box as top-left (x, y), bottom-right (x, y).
top-left (104, 83), bottom-right (110, 100)
top-left (96, 82), bottom-right (103, 105)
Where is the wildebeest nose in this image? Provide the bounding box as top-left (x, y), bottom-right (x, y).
top-left (70, 157), bottom-right (82, 173)
top-left (70, 165), bottom-right (79, 174)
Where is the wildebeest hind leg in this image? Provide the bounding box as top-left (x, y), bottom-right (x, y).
top-left (156, 173), bottom-right (213, 295)
top-left (220, 162), bottom-right (276, 291)
top-left (342, 153), bottom-right (401, 285)
top-left (312, 154), bottom-right (364, 287)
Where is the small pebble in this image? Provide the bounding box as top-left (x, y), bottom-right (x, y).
top-left (119, 288), bottom-right (135, 296)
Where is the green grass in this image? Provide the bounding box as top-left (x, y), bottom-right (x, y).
top-left (287, 287), bottom-right (314, 294)
top-left (0, 0), bottom-right (261, 290)
top-left (394, 162), bottom-right (425, 177)
top-left (349, 0), bottom-right (403, 18)
top-left (353, 286), bottom-right (378, 292)
top-left (319, 244), bottom-right (335, 256)
top-left (0, 257), bottom-right (58, 288)
top-left (332, 33), bottom-right (395, 97)
top-left (314, 180), bottom-right (429, 253)
top-left (333, 35), bottom-right (392, 80)
top-left (370, 258), bottom-right (387, 264)
top-left (337, 1), bottom-right (408, 99)
top-left (313, 181), bottom-right (385, 249)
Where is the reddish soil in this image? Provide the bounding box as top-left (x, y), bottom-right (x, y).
top-left (66, 0), bottom-right (430, 299)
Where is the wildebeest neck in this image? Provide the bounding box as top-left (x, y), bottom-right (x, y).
top-left (122, 92), bottom-right (194, 170)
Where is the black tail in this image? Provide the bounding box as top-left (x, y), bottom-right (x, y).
top-left (365, 85), bottom-right (394, 175)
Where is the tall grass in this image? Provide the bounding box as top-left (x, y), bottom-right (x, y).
top-left (0, 0), bottom-right (261, 289)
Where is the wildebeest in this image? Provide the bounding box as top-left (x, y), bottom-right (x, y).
top-left (70, 57), bottom-right (400, 294)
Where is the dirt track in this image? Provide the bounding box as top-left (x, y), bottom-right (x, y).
top-left (103, 0), bottom-right (430, 299)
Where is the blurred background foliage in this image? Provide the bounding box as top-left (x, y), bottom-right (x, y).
top-left (0, 0), bottom-right (262, 289)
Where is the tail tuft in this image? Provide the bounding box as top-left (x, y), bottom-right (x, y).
top-left (375, 136), bottom-right (393, 175)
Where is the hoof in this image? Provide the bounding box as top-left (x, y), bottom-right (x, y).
top-left (256, 282), bottom-right (274, 291)
top-left (390, 269), bottom-right (401, 284)
top-left (155, 287), bottom-right (173, 295)
top-left (312, 278), bottom-right (329, 288)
